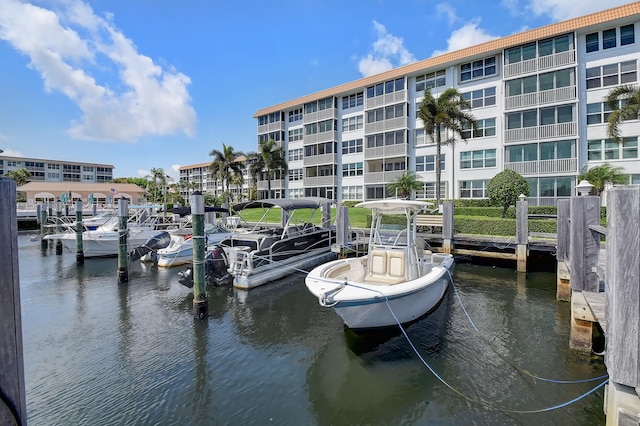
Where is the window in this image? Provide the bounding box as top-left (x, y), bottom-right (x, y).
top-left (416, 155), bottom-right (445, 172)
top-left (342, 115), bottom-right (363, 132)
top-left (540, 140), bottom-right (574, 160)
top-left (461, 118), bottom-right (496, 139)
top-left (289, 188), bottom-right (304, 199)
top-left (342, 185), bottom-right (363, 200)
top-left (461, 87), bottom-right (496, 108)
top-left (318, 97), bottom-right (334, 111)
top-left (506, 76), bottom-right (537, 97)
top-left (342, 162), bottom-right (363, 177)
top-left (506, 43), bottom-right (536, 64)
top-left (384, 103), bottom-right (404, 119)
top-left (540, 177), bottom-right (572, 197)
top-left (367, 130), bottom-right (405, 148)
top-left (342, 139), bottom-right (363, 154)
top-left (586, 61), bottom-right (637, 89)
top-left (460, 56), bottom-right (497, 82)
top-left (603, 28), bottom-right (617, 49)
top-left (366, 108), bottom-right (384, 124)
top-left (621, 24), bottom-right (635, 46)
top-left (416, 182), bottom-right (446, 199)
top-left (538, 68), bottom-right (573, 91)
top-left (288, 128), bottom-right (303, 141)
top-left (586, 100), bottom-right (629, 125)
top-left (588, 137), bottom-right (638, 161)
top-left (366, 78), bottom-right (405, 98)
top-left (506, 144), bottom-right (538, 162)
top-left (304, 101), bottom-right (318, 114)
top-left (538, 34), bottom-right (571, 56)
top-left (288, 148), bottom-right (303, 161)
top-left (305, 123), bottom-right (318, 135)
top-left (460, 180), bottom-right (487, 198)
top-left (289, 169), bottom-right (303, 181)
top-left (460, 149), bottom-right (496, 169)
top-left (539, 105), bottom-right (573, 126)
top-left (288, 108), bottom-right (302, 122)
top-left (507, 110), bottom-right (538, 129)
top-left (416, 70), bottom-right (446, 92)
top-left (342, 93), bottom-right (363, 109)
top-left (586, 32), bottom-right (599, 53)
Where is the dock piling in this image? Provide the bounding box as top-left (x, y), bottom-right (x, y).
top-left (55, 201), bottom-right (63, 255)
top-left (515, 199), bottom-right (528, 273)
top-left (75, 200), bottom-right (84, 265)
top-left (442, 202), bottom-right (454, 254)
top-left (40, 202), bottom-right (48, 250)
top-left (191, 192), bottom-right (207, 320)
top-left (117, 199), bottom-right (129, 284)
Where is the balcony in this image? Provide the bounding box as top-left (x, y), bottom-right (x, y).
top-left (303, 130), bottom-right (336, 145)
top-left (302, 108), bottom-right (337, 124)
top-left (303, 153), bottom-right (336, 167)
top-left (504, 158), bottom-right (577, 175)
top-left (364, 170), bottom-right (405, 184)
top-left (303, 175), bottom-right (337, 187)
top-left (364, 144), bottom-right (407, 160)
top-left (505, 86), bottom-right (577, 110)
top-left (257, 121), bottom-right (285, 134)
top-left (503, 50), bottom-right (576, 78)
top-left (504, 121), bottom-right (576, 143)
top-left (364, 90), bottom-right (407, 110)
top-left (364, 116), bottom-right (408, 135)
top-left (257, 179), bottom-right (284, 191)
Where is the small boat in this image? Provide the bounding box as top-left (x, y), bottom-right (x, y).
top-left (195, 197), bottom-right (336, 289)
top-left (305, 199), bottom-right (454, 329)
top-left (156, 223), bottom-right (234, 267)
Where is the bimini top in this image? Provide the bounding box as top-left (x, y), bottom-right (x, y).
top-left (356, 199), bottom-right (433, 213)
top-left (165, 206), bottom-right (230, 216)
top-left (232, 197), bottom-right (332, 212)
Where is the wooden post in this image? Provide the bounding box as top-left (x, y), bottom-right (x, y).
top-left (0, 178), bottom-right (27, 425)
top-left (335, 206), bottom-right (349, 258)
top-left (75, 200), bottom-right (84, 265)
top-left (191, 192), bottom-right (207, 320)
top-left (117, 199), bottom-right (129, 284)
top-left (568, 195), bottom-right (600, 352)
top-left (92, 203), bottom-right (97, 217)
top-left (556, 199), bottom-right (571, 301)
top-left (442, 201), bottom-right (454, 254)
top-left (40, 202), bottom-right (48, 249)
top-left (515, 199), bottom-right (528, 273)
top-left (55, 201), bottom-right (63, 255)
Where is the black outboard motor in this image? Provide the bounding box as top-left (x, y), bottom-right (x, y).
top-left (178, 245), bottom-right (232, 288)
top-left (129, 231), bottom-right (171, 262)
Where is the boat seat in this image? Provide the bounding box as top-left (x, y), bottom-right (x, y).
top-left (387, 251), bottom-right (406, 279)
top-left (365, 250), bottom-right (405, 285)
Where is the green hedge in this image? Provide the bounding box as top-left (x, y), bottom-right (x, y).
top-left (454, 216), bottom-right (557, 236)
top-left (454, 206), bottom-right (558, 218)
top-left (341, 200), bottom-right (362, 208)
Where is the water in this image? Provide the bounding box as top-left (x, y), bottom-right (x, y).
top-left (17, 233), bottom-right (606, 425)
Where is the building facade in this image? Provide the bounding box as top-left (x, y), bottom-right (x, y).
top-left (0, 155), bottom-right (114, 183)
top-left (254, 3), bottom-right (640, 206)
top-left (179, 156), bottom-right (257, 202)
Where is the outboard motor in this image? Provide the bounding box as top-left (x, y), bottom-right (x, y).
top-left (178, 245), bottom-right (232, 288)
top-left (129, 231), bottom-right (171, 262)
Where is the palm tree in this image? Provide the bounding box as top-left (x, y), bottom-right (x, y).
top-left (250, 140), bottom-right (288, 199)
top-left (386, 171), bottom-right (423, 199)
top-left (605, 84), bottom-right (640, 143)
top-left (146, 167), bottom-right (167, 202)
top-left (4, 168), bottom-right (31, 186)
top-left (578, 163), bottom-right (627, 196)
top-left (229, 172), bottom-right (245, 202)
top-left (418, 88), bottom-right (477, 206)
top-left (209, 143), bottom-right (243, 200)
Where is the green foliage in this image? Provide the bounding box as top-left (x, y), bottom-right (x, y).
top-left (605, 84), bottom-right (640, 143)
top-left (453, 216), bottom-right (557, 236)
top-left (487, 169), bottom-right (530, 218)
top-left (3, 168), bottom-right (31, 186)
top-left (386, 171), bottom-right (423, 199)
top-left (454, 206), bottom-right (557, 218)
top-left (250, 140), bottom-right (287, 198)
top-left (578, 163), bottom-right (627, 195)
top-left (209, 143), bottom-right (243, 196)
top-left (340, 200), bottom-right (362, 208)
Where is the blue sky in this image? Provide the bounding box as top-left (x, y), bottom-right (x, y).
top-left (0, 0), bottom-right (634, 179)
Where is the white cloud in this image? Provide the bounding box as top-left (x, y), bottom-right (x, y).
top-left (1, 148), bottom-right (24, 157)
top-left (171, 164), bottom-right (181, 173)
top-left (0, 0), bottom-right (196, 142)
top-left (137, 169), bottom-right (150, 178)
top-left (436, 3), bottom-right (459, 26)
top-left (432, 19), bottom-right (500, 57)
top-left (503, 0), bottom-right (633, 21)
top-left (358, 21), bottom-right (417, 77)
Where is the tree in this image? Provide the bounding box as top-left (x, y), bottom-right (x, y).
top-left (578, 163), bottom-right (627, 196)
top-left (4, 168), bottom-right (31, 186)
top-left (605, 84), bottom-right (640, 143)
top-left (386, 171), bottom-right (423, 199)
top-left (250, 140), bottom-right (287, 199)
top-left (209, 143), bottom-right (243, 201)
top-left (487, 169), bottom-right (530, 218)
top-left (418, 88), bottom-right (477, 206)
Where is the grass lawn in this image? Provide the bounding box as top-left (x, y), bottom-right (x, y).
top-left (235, 207), bottom-right (371, 228)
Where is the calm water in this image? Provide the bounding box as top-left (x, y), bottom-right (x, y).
top-left (17, 233), bottom-right (606, 425)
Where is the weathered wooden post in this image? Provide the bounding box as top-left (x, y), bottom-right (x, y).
top-left (64, 203), bottom-right (69, 217)
top-left (191, 192), bottom-right (207, 320)
top-left (55, 200), bottom-right (63, 255)
top-left (0, 178), bottom-right (27, 425)
top-left (40, 201), bottom-right (48, 249)
top-left (515, 198), bottom-right (528, 273)
top-left (604, 186), bottom-right (640, 424)
top-left (117, 198), bottom-right (129, 284)
top-left (92, 203), bottom-right (97, 217)
top-left (569, 195), bottom-right (600, 351)
top-left (75, 200), bottom-right (84, 265)
top-left (335, 205), bottom-right (349, 258)
top-left (442, 201), bottom-right (454, 254)
top-left (556, 199), bottom-right (571, 301)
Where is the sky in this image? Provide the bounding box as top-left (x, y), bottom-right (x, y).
top-left (0, 0), bottom-right (635, 180)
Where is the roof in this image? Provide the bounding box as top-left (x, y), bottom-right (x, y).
top-left (232, 197), bottom-right (332, 212)
top-left (0, 154), bottom-right (114, 168)
top-left (254, 2), bottom-right (640, 117)
top-left (17, 182), bottom-right (145, 193)
top-left (356, 199), bottom-right (433, 212)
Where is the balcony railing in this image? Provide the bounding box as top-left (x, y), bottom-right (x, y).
top-left (364, 144), bottom-right (407, 159)
top-left (503, 50), bottom-right (576, 78)
top-left (364, 116), bottom-right (408, 135)
top-left (303, 153), bottom-right (336, 166)
top-left (257, 179), bottom-right (284, 190)
top-left (505, 85), bottom-right (577, 110)
top-left (504, 157), bottom-right (577, 175)
top-left (257, 121), bottom-right (285, 134)
top-left (364, 90), bottom-right (407, 110)
top-left (363, 170), bottom-right (405, 184)
top-left (303, 176), bottom-right (337, 187)
top-left (302, 108), bottom-right (337, 124)
top-left (504, 121), bottom-right (576, 143)
top-left (303, 130), bottom-right (336, 145)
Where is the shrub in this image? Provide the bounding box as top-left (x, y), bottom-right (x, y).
top-left (487, 170), bottom-right (530, 218)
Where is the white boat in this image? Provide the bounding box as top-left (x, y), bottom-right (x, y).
top-left (45, 213), bottom-right (169, 258)
top-left (184, 197), bottom-right (336, 289)
top-left (156, 223), bottom-right (234, 268)
top-left (305, 200), bottom-right (454, 329)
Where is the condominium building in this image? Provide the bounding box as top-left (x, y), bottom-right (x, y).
top-left (253, 3), bottom-right (640, 205)
top-left (179, 156), bottom-right (257, 202)
top-left (0, 155), bottom-right (114, 183)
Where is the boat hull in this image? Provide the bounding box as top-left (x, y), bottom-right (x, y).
top-left (48, 229), bottom-right (160, 258)
top-left (306, 254), bottom-right (454, 329)
top-left (156, 232), bottom-right (233, 268)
